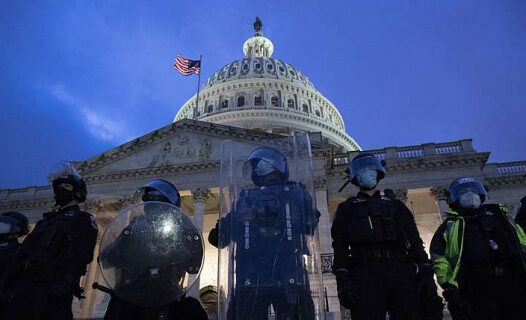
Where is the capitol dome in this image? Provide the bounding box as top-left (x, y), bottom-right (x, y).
top-left (174, 18), bottom-right (360, 151)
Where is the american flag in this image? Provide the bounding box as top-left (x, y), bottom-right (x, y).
top-left (174, 54), bottom-right (201, 76)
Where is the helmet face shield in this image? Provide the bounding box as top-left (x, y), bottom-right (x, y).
top-left (448, 178), bottom-right (488, 203)
top-left (47, 161), bottom-right (82, 183)
top-left (349, 155), bottom-right (385, 180)
top-left (133, 179), bottom-right (181, 207)
top-left (0, 216), bottom-right (19, 235)
top-left (247, 147), bottom-right (288, 175)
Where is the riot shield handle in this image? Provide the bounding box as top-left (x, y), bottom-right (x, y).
top-left (92, 282), bottom-right (114, 296)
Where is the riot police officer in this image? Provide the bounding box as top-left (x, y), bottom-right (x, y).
top-left (331, 153), bottom-right (435, 320)
top-left (209, 146), bottom-right (319, 320)
top-left (2, 162), bottom-right (98, 320)
top-left (430, 177), bottom-right (526, 320)
top-left (100, 179), bottom-right (208, 320)
top-left (0, 211), bottom-right (29, 313)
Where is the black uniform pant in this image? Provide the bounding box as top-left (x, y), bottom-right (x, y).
top-left (103, 295), bottom-right (209, 320)
top-left (2, 280), bottom-right (73, 320)
top-left (348, 261), bottom-right (419, 320)
top-left (226, 285), bottom-right (315, 320)
top-left (458, 272), bottom-right (526, 320)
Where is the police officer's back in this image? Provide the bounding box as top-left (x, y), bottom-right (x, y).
top-left (430, 177), bottom-right (526, 320)
top-left (2, 162), bottom-right (98, 320)
top-left (331, 153), bottom-right (436, 320)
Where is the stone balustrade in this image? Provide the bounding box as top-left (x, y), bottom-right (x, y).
top-left (333, 140), bottom-right (472, 166)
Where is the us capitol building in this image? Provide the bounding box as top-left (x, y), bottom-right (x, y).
top-left (1, 19), bottom-right (525, 319)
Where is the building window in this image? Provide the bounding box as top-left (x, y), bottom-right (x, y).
top-left (254, 96), bottom-right (262, 106)
top-left (222, 99), bottom-right (229, 109)
top-left (237, 96), bottom-right (245, 107)
top-left (315, 110), bottom-right (321, 117)
top-left (287, 98), bottom-right (294, 108)
top-left (271, 96), bottom-right (279, 107)
top-left (207, 105), bottom-right (214, 113)
top-left (302, 104), bottom-right (309, 113)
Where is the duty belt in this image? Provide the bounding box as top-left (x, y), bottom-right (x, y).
top-left (351, 248), bottom-right (410, 263)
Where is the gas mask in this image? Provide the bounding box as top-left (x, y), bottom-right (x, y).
top-left (357, 169), bottom-right (378, 189)
top-left (459, 192), bottom-right (481, 210)
top-left (53, 183), bottom-right (76, 207)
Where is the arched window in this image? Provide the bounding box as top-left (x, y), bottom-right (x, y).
top-left (222, 99), bottom-right (229, 109)
top-left (287, 98), bottom-right (294, 108)
top-left (254, 96), bottom-right (262, 106)
top-left (207, 105), bottom-right (214, 113)
top-left (302, 104), bottom-right (309, 113)
top-left (271, 96), bottom-right (279, 107)
top-left (237, 96), bottom-right (245, 107)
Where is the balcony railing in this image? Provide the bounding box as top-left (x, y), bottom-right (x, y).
top-left (496, 162), bottom-right (526, 175)
top-left (333, 140), bottom-right (468, 166)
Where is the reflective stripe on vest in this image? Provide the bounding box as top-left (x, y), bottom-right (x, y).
top-left (442, 217), bottom-right (465, 287)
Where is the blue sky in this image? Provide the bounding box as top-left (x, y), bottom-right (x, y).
top-left (1, 0), bottom-right (525, 189)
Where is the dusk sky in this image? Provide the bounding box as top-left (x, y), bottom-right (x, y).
top-left (1, 1), bottom-right (525, 189)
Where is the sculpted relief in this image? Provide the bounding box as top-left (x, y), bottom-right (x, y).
top-left (148, 134), bottom-right (215, 168)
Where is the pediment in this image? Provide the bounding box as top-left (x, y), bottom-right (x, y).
top-left (75, 120), bottom-right (332, 178)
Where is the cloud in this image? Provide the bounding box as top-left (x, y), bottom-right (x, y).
top-left (48, 84), bottom-right (130, 142)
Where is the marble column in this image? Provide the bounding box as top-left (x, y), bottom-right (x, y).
top-left (314, 176), bottom-right (332, 254)
top-left (187, 188), bottom-right (209, 299)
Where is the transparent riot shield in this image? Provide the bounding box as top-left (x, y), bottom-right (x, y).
top-left (98, 202), bottom-right (204, 307)
top-left (218, 133), bottom-right (325, 320)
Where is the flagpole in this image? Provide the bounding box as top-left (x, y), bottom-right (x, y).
top-left (193, 54), bottom-right (203, 120)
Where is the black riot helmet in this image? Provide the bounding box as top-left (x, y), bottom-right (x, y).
top-left (349, 152), bottom-right (386, 186)
top-left (47, 161), bottom-right (87, 205)
top-left (133, 179), bottom-right (181, 207)
top-left (1, 211), bottom-right (29, 236)
top-left (448, 177), bottom-right (488, 205)
top-left (247, 147), bottom-right (289, 186)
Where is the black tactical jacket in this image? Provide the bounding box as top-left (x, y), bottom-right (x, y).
top-left (331, 191), bottom-right (428, 273)
top-left (16, 205), bottom-right (98, 283)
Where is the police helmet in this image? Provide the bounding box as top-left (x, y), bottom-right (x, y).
top-left (448, 177), bottom-right (488, 204)
top-left (247, 147), bottom-right (289, 186)
top-left (133, 179), bottom-right (181, 207)
top-left (47, 161), bottom-right (87, 203)
top-left (0, 215), bottom-right (22, 238)
top-left (1, 211), bottom-right (29, 236)
top-left (349, 152), bottom-right (386, 185)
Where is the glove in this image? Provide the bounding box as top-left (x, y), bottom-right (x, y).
top-left (416, 263), bottom-right (436, 297)
top-left (442, 286), bottom-right (473, 320)
top-left (335, 270), bottom-right (359, 310)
